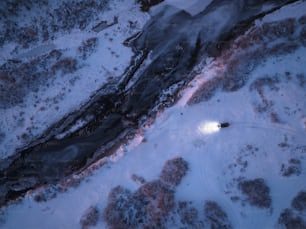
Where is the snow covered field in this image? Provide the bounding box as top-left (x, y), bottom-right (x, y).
top-left (0, 1), bottom-right (305, 228)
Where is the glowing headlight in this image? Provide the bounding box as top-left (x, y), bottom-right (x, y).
top-left (198, 121), bottom-right (220, 135)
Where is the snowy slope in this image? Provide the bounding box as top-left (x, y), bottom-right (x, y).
top-left (1, 1), bottom-right (305, 229)
top-left (0, 0), bottom-right (149, 159)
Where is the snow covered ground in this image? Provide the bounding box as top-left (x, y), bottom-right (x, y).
top-left (0, 1), bottom-right (305, 228)
top-left (0, 0), bottom-right (149, 159)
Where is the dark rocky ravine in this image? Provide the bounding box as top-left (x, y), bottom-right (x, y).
top-left (0, 0), bottom-right (298, 207)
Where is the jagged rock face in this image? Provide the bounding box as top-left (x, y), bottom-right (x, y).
top-left (0, 0), bottom-right (301, 207)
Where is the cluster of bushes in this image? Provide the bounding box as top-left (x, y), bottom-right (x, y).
top-left (101, 157), bottom-right (233, 229)
top-left (103, 157), bottom-right (188, 228)
top-left (0, 49), bottom-right (77, 108)
top-left (281, 158), bottom-right (302, 177)
top-left (238, 178), bottom-right (271, 208)
top-left (0, 0), bottom-right (109, 47)
top-left (278, 191), bottom-right (306, 229)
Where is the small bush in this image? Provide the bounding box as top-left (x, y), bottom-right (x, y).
top-left (299, 15), bottom-right (306, 25)
top-left (159, 157), bottom-right (189, 186)
top-left (103, 181), bottom-right (175, 229)
top-left (300, 26), bottom-right (306, 47)
top-left (103, 186), bottom-right (140, 228)
top-left (238, 178), bottom-right (271, 208)
top-left (292, 191), bottom-right (306, 212)
top-left (177, 201), bottom-right (200, 227)
top-left (278, 208), bottom-right (306, 229)
top-left (51, 57), bottom-right (77, 74)
top-left (261, 18), bottom-right (296, 41)
top-left (78, 37), bottom-right (98, 60)
top-left (103, 157), bottom-right (191, 228)
top-left (136, 0), bottom-right (164, 12)
top-left (281, 159), bottom-right (301, 177)
top-left (204, 201), bottom-right (232, 229)
top-left (80, 206), bottom-right (99, 229)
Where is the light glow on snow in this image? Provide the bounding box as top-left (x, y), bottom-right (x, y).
top-left (198, 121), bottom-right (220, 135)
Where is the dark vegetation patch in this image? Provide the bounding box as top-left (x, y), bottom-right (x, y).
top-left (136, 0), bottom-right (164, 12)
top-left (103, 157), bottom-right (188, 229)
top-left (281, 158), bottom-right (302, 177)
top-left (51, 57), bottom-right (78, 75)
top-left (300, 26), bottom-right (306, 47)
top-left (299, 15), bottom-right (306, 25)
top-left (204, 201), bottom-right (232, 229)
top-left (0, 51), bottom-right (78, 108)
top-left (249, 75), bottom-right (280, 113)
top-left (103, 157), bottom-right (234, 228)
top-left (261, 18), bottom-right (296, 41)
top-left (80, 206), bottom-right (99, 229)
top-left (187, 77), bottom-right (221, 104)
top-left (159, 157), bottom-right (189, 186)
top-left (278, 209), bottom-right (306, 229)
top-left (0, 0), bottom-right (109, 47)
top-left (103, 181), bottom-right (175, 228)
top-left (176, 201), bottom-right (202, 228)
top-left (188, 16), bottom-right (302, 104)
top-left (78, 37), bottom-right (99, 60)
top-left (292, 191), bottom-right (306, 212)
top-left (238, 178), bottom-right (271, 208)
top-left (278, 190), bottom-right (306, 229)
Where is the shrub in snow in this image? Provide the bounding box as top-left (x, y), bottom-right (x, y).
top-left (204, 201), bottom-right (232, 229)
top-left (278, 208), bottom-right (306, 229)
top-left (261, 18), bottom-right (296, 41)
top-left (188, 78), bottom-right (220, 104)
top-left (292, 191), bottom-right (306, 212)
top-left (51, 57), bottom-right (77, 75)
top-left (281, 159), bottom-right (301, 177)
top-left (238, 178), bottom-right (271, 208)
top-left (80, 206), bottom-right (99, 229)
top-left (131, 174), bottom-right (146, 185)
top-left (136, 0), bottom-right (164, 12)
top-left (103, 182), bottom-right (175, 229)
top-left (139, 180), bottom-right (175, 211)
top-left (159, 157), bottom-right (189, 186)
top-left (300, 26), bottom-right (306, 47)
top-left (103, 186), bottom-right (140, 228)
top-left (103, 157), bottom-right (191, 228)
top-left (78, 37), bottom-right (99, 60)
top-left (176, 201), bottom-right (202, 227)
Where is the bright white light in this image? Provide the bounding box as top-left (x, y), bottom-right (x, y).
top-left (198, 121), bottom-right (220, 135)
